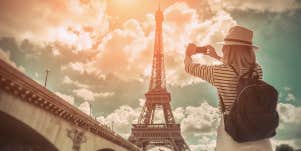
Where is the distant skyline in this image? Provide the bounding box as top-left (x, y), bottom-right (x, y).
top-left (0, 0), bottom-right (300, 150)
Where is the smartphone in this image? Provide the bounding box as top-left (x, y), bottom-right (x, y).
top-left (196, 46), bottom-right (207, 54)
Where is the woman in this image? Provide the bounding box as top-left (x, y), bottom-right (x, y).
top-left (184, 26), bottom-right (273, 151)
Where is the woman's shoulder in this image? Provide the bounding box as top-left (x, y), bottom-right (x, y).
top-left (212, 64), bottom-right (235, 73)
top-left (213, 63), bottom-right (263, 75)
top-left (211, 63), bottom-right (263, 72)
top-left (214, 64), bottom-right (234, 69)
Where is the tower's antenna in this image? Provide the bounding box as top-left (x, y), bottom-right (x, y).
top-left (158, 0), bottom-right (160, 10)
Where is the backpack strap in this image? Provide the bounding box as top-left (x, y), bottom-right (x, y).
top-left (229, 64), bottom-right (239, 76)
top-left (243, 65), bottom-right (258, 79)
top-left (241, 68), bottom-right (253, 78)
top-left (220, 64), bottom-right (258, 114)
top-left (219, 93), bottom-right (226, 113)
top-left (229, 64), bottom-right (258, 79)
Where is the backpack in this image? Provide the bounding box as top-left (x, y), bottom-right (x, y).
top-left (219, 65), bottom-right (279, 142)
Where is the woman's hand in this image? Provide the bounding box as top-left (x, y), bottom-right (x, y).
top-left (186, 44), bottom-right (222, 61)
top-left (204, 45), bottom-right (222, 61)
top-left (186, 43), bottom-right (197, 57)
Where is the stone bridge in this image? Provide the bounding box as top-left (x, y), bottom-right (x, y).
top-left (0, 59), bottom-right (141, 151)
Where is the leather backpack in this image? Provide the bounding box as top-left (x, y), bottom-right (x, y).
top-left (220, 65), bottom-right (279, 142)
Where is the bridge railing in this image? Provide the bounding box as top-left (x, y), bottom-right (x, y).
top-left (132, 123), bottom-right (181, 129)
top-left (0, 59), bottom-right (141, 151)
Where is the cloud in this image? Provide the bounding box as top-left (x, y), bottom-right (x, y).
top-left (5, 1), bottom-right (235, 87)
top-left (68, 62), bottom-right (86, 74)
top-left (78, 101), bottom-right (91, 115)
top-left (0, 1), bottom-right (237, 87)
top-left (94, 18), bottom-right (153, 81)
top-left (96, 101), bottom-right (301, 151)
top-left (180, 102), bottom-right (220, 134)
top-left (177, 102), bottom-right (220, 151)
top-left (147, 147), bottom-right (172, 151)
top-left (277, 103), bottom-right (301, 124)
top-left (221, 0), bottom-right (301, 13)
top-left (97, 100), bottom-right (220, 151)
top-left (55, 91), bottom-right (75, 105)
top-left (62, 75), bottom-right (89, 88)
top-left (284, 86), bottom-right (291, 91)
top-left (72, 88), bottom-right (114, 101)
top-left (97, 105), bottom-right (140, 138)
top-left (189, 138), bottom-right (216, 151)
top-left (0, 0), bottom-right (109, 50)
top-left (282, 87), bottom-right (297, 102)
top-left (274, 103), bottom-right (301, 149)
top-left (60, 2), bottom-right (236, 86)
top-left (0, 48), bottom-right (25, 72)
top-left (63, 61), bottom-right (103, 75)
top-left (286, 93), bottom-right (296, 101)
top-left (279, 87), bottom-right (297, 103)
top-left (163, 3), bottom-right (236, 86)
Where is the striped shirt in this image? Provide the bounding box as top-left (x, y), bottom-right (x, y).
top-left (184, 57), bottom-right (263, 113)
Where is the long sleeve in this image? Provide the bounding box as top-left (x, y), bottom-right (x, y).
top-left (184, 56), bottom-right (215, 85)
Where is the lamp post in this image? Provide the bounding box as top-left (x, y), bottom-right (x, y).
top-left (44, 69), bottom-right (50, 87)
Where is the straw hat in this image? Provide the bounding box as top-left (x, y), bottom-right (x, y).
top-left (217, 26), bottom-right (259, 50)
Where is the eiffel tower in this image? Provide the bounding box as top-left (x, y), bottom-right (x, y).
top-left (128, 4), bottom-right (190, 151)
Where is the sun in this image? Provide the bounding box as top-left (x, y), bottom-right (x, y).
top-left (111, 0), bottom-right (140, 8)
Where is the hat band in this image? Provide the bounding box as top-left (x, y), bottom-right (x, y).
top-left (224, 38), bottom-right (252, 45)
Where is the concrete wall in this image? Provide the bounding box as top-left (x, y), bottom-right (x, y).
top-left (0, 90), bottom-right (128, 151)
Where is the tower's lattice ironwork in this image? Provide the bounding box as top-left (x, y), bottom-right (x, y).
top-left (128, 6), bottom-right (190, 151)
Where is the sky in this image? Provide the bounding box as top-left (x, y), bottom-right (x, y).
top-left (0, 0), bottom-right (301, 151)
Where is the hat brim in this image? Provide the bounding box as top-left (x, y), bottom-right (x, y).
top-left (216, 41), bottom-right (259, 50)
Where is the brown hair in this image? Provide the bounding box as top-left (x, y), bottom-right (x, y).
top-left (222, 45), bottom-right (256, 70)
